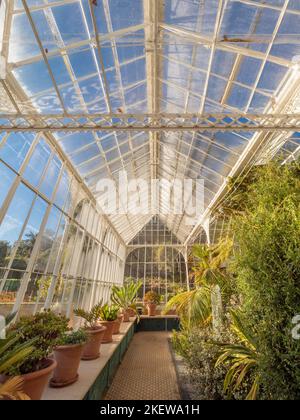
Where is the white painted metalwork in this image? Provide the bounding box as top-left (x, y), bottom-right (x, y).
top-left (1, 113), bottom-right (300, 132)
top-left (1, 0), bottom-right (300, 316)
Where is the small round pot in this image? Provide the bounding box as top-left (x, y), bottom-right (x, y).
top-left (100, 321), bottom-right (116, 343)
top-left (113, 316), bottom-right (123, 335)
top-left (4, 358), bottom-right (57, 400)
top-left (81, 326), bottom-right (106, 361)
top-left (50, 344), bottom-right (84, 388)
top-left (147, 303), bottom-right (157, 317)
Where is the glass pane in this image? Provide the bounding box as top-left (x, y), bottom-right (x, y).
top-left (34, 206), bottom-right (62, 274)
top-left (0, 163), bottom-right (16, 208)
top-left (23, 138), bottom-right (51, 187)
top-left (0, 183), bottom-right (35, 266)
top-left (39, 155), bottom-right (62, 198)
top-left (0, 133), bottom-right (35, 170)
top-left (13, 196), bottom-right (47, 267)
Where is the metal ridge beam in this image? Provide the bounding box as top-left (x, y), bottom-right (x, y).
top-left (0, 113), bottom-right (300, 132)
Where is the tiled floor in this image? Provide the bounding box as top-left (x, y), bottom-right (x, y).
top-left (105, 332), bottom-right (181, 400)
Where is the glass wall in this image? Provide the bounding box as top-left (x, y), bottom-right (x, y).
top-left (0, 132), bottom-right (125, 318)
top-left (124, 216), bottom-right (187, 303)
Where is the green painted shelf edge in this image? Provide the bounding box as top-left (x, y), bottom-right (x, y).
top-left (84, 322), bottom-right (135, 400)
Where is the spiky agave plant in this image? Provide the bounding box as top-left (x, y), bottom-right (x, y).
top-left (164, 238), bottom-right (233, 327)
top-left (215, 310), bottom-right (260, 400)
top-left (111, 280), bottom-right (142, 312)
top-left (0, 335), bottom-right (36, 400)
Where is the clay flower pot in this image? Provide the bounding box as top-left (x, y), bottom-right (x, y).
top-left (166, 309), bottom-right (177, 315)
top-left (122, 309), bottom-right (131, 322)
top-left (81, 326), bottom-right (106, 361)
top-left (18, 358), bottom-right (57, 400)
top-left (147, 303), bottom-right (157, 317)
top-left (100, 321), bottom-right (116, 343)
top-left (113, 316), bottom-right (123, 335)
top-left (128, 308), bottom-right (136, 317)
top-left (50, 344), bottom-right (84, 388)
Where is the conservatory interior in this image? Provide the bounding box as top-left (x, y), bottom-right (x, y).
top-left (0, 0), bottom-right (299, 402)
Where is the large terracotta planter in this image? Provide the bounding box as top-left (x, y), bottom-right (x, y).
top-left (147, 303), bottom-right (157, 316)
top-left (113, 316), bottom-right (123, 335)
top-left (8, 358), bottom-right (57, 400)
top-left (100, 321), bottom-right (116, 343)
top-left (81, 326), bottom-right (106, 361)
top-left (50, 344), bottom-right (84, 388)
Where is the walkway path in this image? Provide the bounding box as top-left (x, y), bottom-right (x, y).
top-left (105, 332), bottom-right (181, 400)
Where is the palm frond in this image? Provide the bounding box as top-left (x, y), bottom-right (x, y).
top-left (164, 287), bottom-right (212, 325)
top-left (0, 377), bottom-right (30, 400)
top-left (192, 238), bottom-right (233, 286)
top-left (215, 311), bottom-right (260, 400)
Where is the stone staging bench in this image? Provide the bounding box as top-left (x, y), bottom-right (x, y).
top-left (43, 320), bottom-right (135, 401)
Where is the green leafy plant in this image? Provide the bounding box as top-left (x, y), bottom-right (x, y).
top-left (0, 335), bottom-right (36, 400)
top-left (98, 304), bottom-right (119, 322)
top-left (73, 301), bottom-right (103, 329)
top-left (111, 280), bottom-right (142, 312)
top-left (144, 290), bottom-right (161, 305)
top-left (172, 326), bottom-right (228, 400)
top-left (58, 329), bottom-right (87, 346)
top-left (229, 162), bottom-right (300, 399)
top-left (0, 335), bottom-right (36, 376)
top-left (215, 311), bottom-right (260, 400)
top-left (7, 310), bottom-right (69, 375)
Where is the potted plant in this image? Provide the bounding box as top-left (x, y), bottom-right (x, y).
top-left (74, 303), bottom-right (106, 360)
top-left (98, 305), bottom-right (119, 343)
top-left (6, 311), bottom-right (69, 400)
top-left (113, 313), bottom-right (124, 335)
top-left (0, 335), bottom-right (36, 400)
top-left (50, 329), bottom-right (87, 388)
top-left (111, 280), bottom-right (142, 322)
top-left (144, 291), bottom-right (161, 316)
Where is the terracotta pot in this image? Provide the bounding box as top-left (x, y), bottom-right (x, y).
top-left (100, 321), bottom-right (116, 343)
top-left (127, 308), bottom-right (136, 317)
top-left (11, 358), bottom-right (57, 400)
top-left (166, 309), bottom-right (177, 315)
top-left (81, 326), bottom-right (106, 361)
top-left (147, 303), bottom-right (157, 317)
top-left (122, 309), bottom-right (131, 322)
top-left (50, 344), bottom-right (84, 388)
top-left (113, 316), bottom-right (123, 335)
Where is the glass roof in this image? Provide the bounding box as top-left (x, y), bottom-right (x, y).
top-left (1, 0), bottom-right (300, 243)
